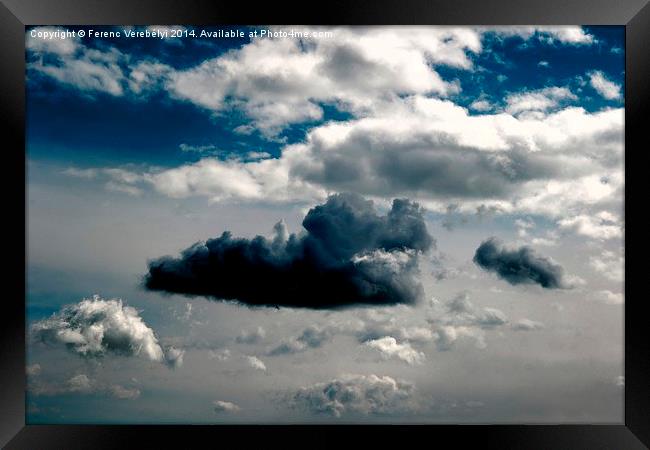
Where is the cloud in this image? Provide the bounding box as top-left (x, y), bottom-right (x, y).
top-left (245, 355), bottom-right (267, 371)
top-left (486, 26), bottom-right (594, 45)
top-left (164, 347), bottom-right (185, 368)
top-left (61, 167), bottom-right (98, 179)
top-left (434, 325), bottom-right (486, 351)
top-left (108, 384), bottom-right (142, 400)
top-left (469, 99), bottom-right (493, 112)
top-left (589, 71), bottom-right (622, 100)
top-left (27, 27), bottom-right (173, 98)
top-left (167, 27), bottom-right (479, 135)
top-left (291, 374), bottom-right (416, 417)
top-left (511, 318), bottom-right (545, 331)
top-left (365, 336), bottom-right (425, 365)
top-left (213, 400), bottom-right (241, 413)
top-left (440, 291), bottom-right (509, 329)
top-left (589, 250), bottom-right (624, 282)
top-left (94, 96), bottom-right (622, 219)
top-left (27, 27), bottom-right (126, 96)
top-left (30, 373), bottom-right (141, 400)
top-left (144, 193), bottom-right (433, 309)
top-left (592, 290), bottom-right (624, 305)
top-left (31, 295), bottom-right (165, 361)
top-left (269, 326), bottom-right (332, 355)
top-left (236, 326), bottom-right (266, 344)
top-left (208, 349), bottom-right (231, 361)
top-left (26, 364), bottom-right (42, 376)
top-left (558, 211), bottom-right (622, 240)
top-left (505, 87), bottom-right (576, 115)
top-left (473, 237), bottom-right (572, 289)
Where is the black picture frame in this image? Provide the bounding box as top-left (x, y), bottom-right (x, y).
top-left (2, 0), bottom-right (648, 448)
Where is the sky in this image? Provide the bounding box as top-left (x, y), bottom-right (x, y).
top-left (26, 25), bottom-right (624, 424)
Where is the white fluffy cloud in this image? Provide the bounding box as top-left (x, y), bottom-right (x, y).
top-left (589, 71), bottom-right (622, 100)
top-left (167, 27), bottom-right (479, 135)
top-left (245, 355), bottom-right (267, 371)
top-left (292, 374), bottom-right (416, 417)
top-left (558, 211), bottom-right (622, 241)
top-left (27, 27), bottom-right (126, 96)
top-left (365, 336), bottom-right (425, 365)
top-left (213, 400), bottom-right (241, 413)
top-left (164, 346), bottom-right (186, 368)
top-left (31, 295), bottom-right (185, 369)
top-left (486, 26), bottom-right (595, 45)
top-left (31, 295), bottom-right (165, 361)
top-left (504, 87), bottom-right (576, 115)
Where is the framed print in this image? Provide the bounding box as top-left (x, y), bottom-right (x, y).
top-left (1, 0), bottom-right (648, 448)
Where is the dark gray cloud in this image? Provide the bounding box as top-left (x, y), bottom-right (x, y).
top-left (144, 193), bottom-right (434, 309)
top-left (473, 237), bottom-right (568, 289)
top-left (291, 133), bottom-right (565, 200)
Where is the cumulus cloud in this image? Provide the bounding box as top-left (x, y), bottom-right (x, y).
top-left (167, 26), bottom-right (479, 135)
top-left (589, 71), bottom-right (622, 100)
top-left (92, 96), bottom-right (622, 218)
top-left (440, 291), bottom-right (509, 329)
top-left (236, 327), bottom-right (266, 344)
top-left (30, 295), bottom-right (185, 370)
top-left (245, 355), bottom-right (267, 372)
top-left (269, 326), bottom-right (332, 355)
top-left (31, 295), bottom-right (165, 361)
top-left (27, 27), bottom-right (173, 97)
top-left (164, 347), bottom-right (185, 368)
top-left (27, 27), bottom-right (126, 96)
top-left (213, 400), bottom-right (241, 413)
top-left (505, 86), bottom-right (577, 116)
top-left (473, 237), bottom-right (573, 289)
top-left (486, 26), bottom-right (595, 45)
top-left (291, 374), bottom-right (416, 417)
top-left (365, 336), bottom-right (425, 365)
top-left (469, 99), bottom-right (493, 112)
top-left (558, 211), bottom-right (622, 241)
top-left (434, 325), bottom-right (487, 351)
top-left (145, 193), bottom-right (433, 309)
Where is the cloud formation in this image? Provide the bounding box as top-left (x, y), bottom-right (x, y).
top-left (473, 237), bottom-right (570, 289)
top-left (292, 374), bottom-right (416, 417)
top-left (589, 71), bottom-right (622, 100)
top-left (365, 336), bottom-right (425, 365)
top-left (269, 326), bottom-right (332, 355)
top-left (245, 355), bottom-right (267, 372)
top-left (145, 193), bottom-right (433, 308)
top-left (213, 400), bottom-right (241, 413)
top-left (31, 295), bottom-right (165, 361)
top-left (30, 373), bottom-right (141, 400)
